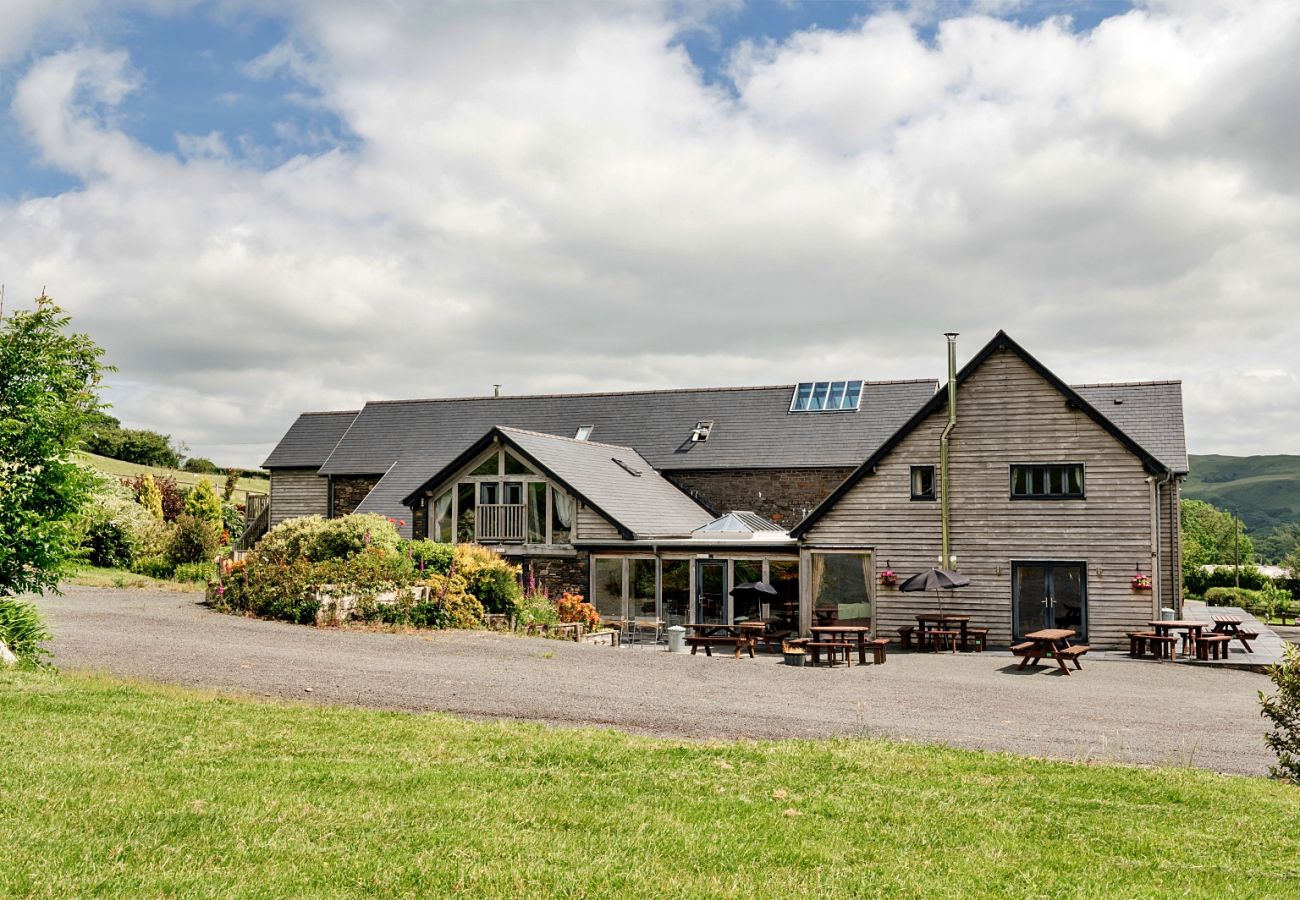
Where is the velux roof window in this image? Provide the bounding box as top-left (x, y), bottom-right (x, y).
top-left (790, 380), bottom-right (863, 412)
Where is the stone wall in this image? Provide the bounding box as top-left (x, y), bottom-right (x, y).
top-left (664, 467), bottom-right (855, 528)
top-left (520, 553), bottom-right (588, 599)
top-left (331, 475), bottom-right (383, 517)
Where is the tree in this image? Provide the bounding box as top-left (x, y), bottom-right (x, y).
top-left (1181, 499), bottom-right (1254, 578)
top-left (222, 468), bottom-right (240, 502)
top-left (138, 473), bottom-right (164, 521)
top-left (0, 295), bottom-right (108, 597)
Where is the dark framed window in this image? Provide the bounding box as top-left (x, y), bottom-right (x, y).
top-left (910, 465), bottom-right (936, 501)
top-left (1010, 464), bottom-right (1084, 499)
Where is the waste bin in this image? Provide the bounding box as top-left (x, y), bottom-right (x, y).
top-left (1161, 607), bottom-right (1175, 621)
top-left (666, 625), bottom-right (686, 653)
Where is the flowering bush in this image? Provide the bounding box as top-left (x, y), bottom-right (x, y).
top-left (554, 592), bottom-right (600, 632)
top-left (254, 514), bottom-right (402, 563)
top-left (1132, 572), bottom-right (1152, 590)
top-left (123, 472), bottom-right (186, 521)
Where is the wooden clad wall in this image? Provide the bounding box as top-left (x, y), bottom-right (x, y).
top-left (269, 468), bottom-right (328, 526)
top-left (575, 504), bottom-right (622, 541)
top-left (803, 347), bottom-right (1163, 649)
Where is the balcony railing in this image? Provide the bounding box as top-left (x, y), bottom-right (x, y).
top-left (476, 504), bottom-right (527, 543)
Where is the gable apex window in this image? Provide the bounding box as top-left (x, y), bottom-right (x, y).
top-left (790, 380), bottom-right (863, 412)
top-left (910, 465), bottom-right (936, 501)
top-left (1011, 463), bottom-right (1084, 500)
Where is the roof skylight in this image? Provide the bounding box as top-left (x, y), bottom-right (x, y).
top-left (575, 425), bottom-right (593, 441)
top-left (790, 380), bottom-right (863, 412)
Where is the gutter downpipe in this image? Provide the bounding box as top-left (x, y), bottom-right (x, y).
top-left (940, 333), bottom-right (959, 570)
top-left (1148, 476), bottom-right (1160, 621)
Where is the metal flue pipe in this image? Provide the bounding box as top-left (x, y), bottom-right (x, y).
top-left (940, 333), bottom-right (959, 570)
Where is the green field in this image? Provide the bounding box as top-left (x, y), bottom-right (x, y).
top-left (75, 451), bottom-right (270, 505)
top-left (1185, 454), bottom-right (1300, 532)
top-left (1, 671), bottom-right (1298, 897)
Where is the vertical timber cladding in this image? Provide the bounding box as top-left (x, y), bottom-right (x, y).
top-left (269, 468), bottom-right (329, 526)
top-left (802, 347), bottom-right (1157, 649)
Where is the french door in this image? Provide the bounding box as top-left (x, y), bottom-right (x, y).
top-left (695, 560), bottom-right (728, 625)
top-left (1012, 562), bottom-right (1087, 640)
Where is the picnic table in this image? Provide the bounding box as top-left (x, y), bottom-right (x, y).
top-left (1012, 628), bottom-right (1089, 675)
top-left (683, 622), bottom-right (765, 658)
top-left (1148, 619), bottom-right (1211, 656)
top-left (1212, 615), bottom-right (1260, 653)
top-left (915, 613), bottom-right (971, 652)
top-left (810, 625), bottom-right (885, 665)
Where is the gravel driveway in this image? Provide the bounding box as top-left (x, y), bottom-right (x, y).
top-left (29, 586), bottom-right (1278, 776)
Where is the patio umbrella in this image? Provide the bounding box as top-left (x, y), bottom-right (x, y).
top-left (898, 568), bottom-right (970, 613)
top-left (730, 580), bottom-right (778, 623)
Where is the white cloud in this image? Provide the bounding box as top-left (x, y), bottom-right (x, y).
top-left (1, 0), bottom-right (1299, 464)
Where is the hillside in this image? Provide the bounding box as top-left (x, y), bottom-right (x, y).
top-left (1184, 455), bottom-right (1300, 531)
top-left (76, 452), bottom-right (270, 505)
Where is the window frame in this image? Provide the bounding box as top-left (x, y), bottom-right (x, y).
top-left (910, 465), bottom-right (936, 501)
top-left (789, 379), bottom-right (865, 413)
top-left (1008, 463), bottom-right (1086, 500)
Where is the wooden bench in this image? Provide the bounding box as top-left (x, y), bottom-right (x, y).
top-left (1127, 631), bottom-right (1157, 657)
top-left (965, 628), bottom-right (988, 652)
top-left (867, 637), bottom-right (889, 665)
top-left (1146, 634), bottom-right (1178, 660)
top-left (1231, 630), bottom-right (1259, 653)
top-left (686, 636), bottom-right (755, 659)
top-left (897, 625), bottom-right (915, 650)
top-left (806, 641), bottom-right (852, 667)
top-left (1055, 644), bottom-right (1090, 671)
top-left (1009, 641), bottom-right (1036, 657)
top-left (929, 628), bottom-right (960, 653)
top-left (1194, 634), bottom-right (1231, 661)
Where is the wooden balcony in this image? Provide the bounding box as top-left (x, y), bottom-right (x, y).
top-left (476, 504), bottom-right (527, 543)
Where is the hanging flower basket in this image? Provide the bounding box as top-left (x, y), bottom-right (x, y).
top-left (1131, 572), bottom-right (1152, 591)
top-left (878, 570), bottom-right (898, 587)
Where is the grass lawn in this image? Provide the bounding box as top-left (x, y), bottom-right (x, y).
top-left (2, 672), bottom-right (1299, 897)
top-left (63, 565), bottom-right (205, 593)
top-left (75, 451), bottom-right (270, 504)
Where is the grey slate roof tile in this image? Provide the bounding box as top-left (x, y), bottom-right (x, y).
top-left (1072, 382), bottom-right (1188, 473)
top-left (261, 410), bottom-right (359, 469)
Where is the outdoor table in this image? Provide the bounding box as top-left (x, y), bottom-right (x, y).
top-left (914, 613), bottom-right (971, 652)
top-left (1148, 619), bottom-right (1211, 654)
top-left (683, 622), bottom-right (763, 658)
top-left (810, 625), bottom-right (874, 665)
top-left (1017, 628), bottom-right (1079, 675)
top-left (1211, 616), bottom-right (1241, 633)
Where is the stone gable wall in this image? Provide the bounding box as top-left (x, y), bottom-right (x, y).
top-left (331, 475), bottom-right (383, 517)
top-left (664, 467), bottom-right (855, 528)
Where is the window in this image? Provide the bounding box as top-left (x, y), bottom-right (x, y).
top-left (591, 558), bottom-right (624, 621)
top-left (1010, 464), bottom-right (1084, 499)
top-left (910, 465), bottom-right (936, 501)
top-left (479, 482), bottom-right (499, 505)
top-left (503, 452), bottom-right (533, 475)
top-left (574, 425), bottom-right (593, 442)
top-left (629, 559), bottom-right (657, 618)
top-left (661, 559), bottom-right (690, 629)
top-left (527, 483), bottom-right (546, 543)
top-left (550, 489), bottom-right (572, 544)
top-left (432, 490), bottom-right (453, 543)
top-left (690, 420), bottom-right (713, 442)
top-left (790, 380), bottom-right (864, 412)
top-left (809, 552), bottom-right (873, 627)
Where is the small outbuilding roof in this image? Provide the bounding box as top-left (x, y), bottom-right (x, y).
top-left (261, 410), bottom-right (359, 469)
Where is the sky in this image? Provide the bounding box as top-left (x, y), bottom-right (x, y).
top-left (1, 0), bottom-right (1297, 466)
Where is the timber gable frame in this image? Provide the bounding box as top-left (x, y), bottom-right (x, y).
top-left (791, 330), bottom-right (1186, 540)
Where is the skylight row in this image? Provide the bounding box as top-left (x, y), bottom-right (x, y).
top-left (790, 380), bottom-right (863, 412)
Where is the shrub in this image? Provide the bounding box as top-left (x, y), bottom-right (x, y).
top-left (515, 586), bottom-right (558, 629)
top-left (310, 514), bottom-right (402, 561)
top-left (137, 473), bottom-right (164, 520)
top-left (184, 478), bottom-right (223, 527)
top-left (254, 514), bottom-right (403, 564)
top-left (0, 598), bottom-right (52, 667)
top-left (168, 514), bottom-right (219, 566)
top-left (124, 473), bottom-right (186, 521)
top-left (1260, 643), bottom-right (1300, 783)
top-left (221, 503), bottom-right (245, 543)
top-left (222, 468), bottom-right (240, 502)
top-left (133, 556), bottom-right (175, 579)
top-left (1204, 586), bottom-right (1266, 608)
top-left (255, 516), bottom-right (328, 563)
top-left (77, 482), bottom-right (164, 568)
top-left (172, 561), bottom-right (214, 583)
top-left (454, 544), bottom-right (522, 614)
top-left (363, 573), bottom-right (484, 630)
top-left (183, 457), bottom-right (220, 474)
top-left (1185, 564), bottom-right (1272, 598)
top-left (554, 592), bottom-right (600, 632)
top-left (407, 540), bottom-right (455, 575)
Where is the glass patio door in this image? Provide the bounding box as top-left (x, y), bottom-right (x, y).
top-left (695, 560), bottom-right (727, 625)
top-left (1012, 562), bottom-right (1087, 640)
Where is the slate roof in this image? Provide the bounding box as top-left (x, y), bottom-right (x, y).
top-left (1072, 381), bottom-right (1188, 474)
top-left (261, 410), bottom-right (359, 469)
top-left (499, 427), bottom-right (715, 539)
top-left (316, 380), bottom-right (938, 477)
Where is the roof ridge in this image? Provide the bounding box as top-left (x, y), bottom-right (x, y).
top-left (357, 378), bottom-right (941, 407)
top-left (495, 425), bottom-right (639, 454)
top-left (1072, 380), bottom-right (1182, 388)
top-left (297, 409), bottom-right (361, 417)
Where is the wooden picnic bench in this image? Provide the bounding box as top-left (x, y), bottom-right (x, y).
top-left (805, 641), bottom-right (852, 667)
top-left (1013, 628), bottom-right (1090, 675)
top-left (686, 635), bottom-right (755, 659)
top-left (1212, 616), bottom-right (1259, 653)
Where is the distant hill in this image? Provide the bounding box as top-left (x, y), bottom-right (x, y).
top-left (76, 452), bottom-right (270, 506)
top-left (1184, 455), bottom-right (1300, 532)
